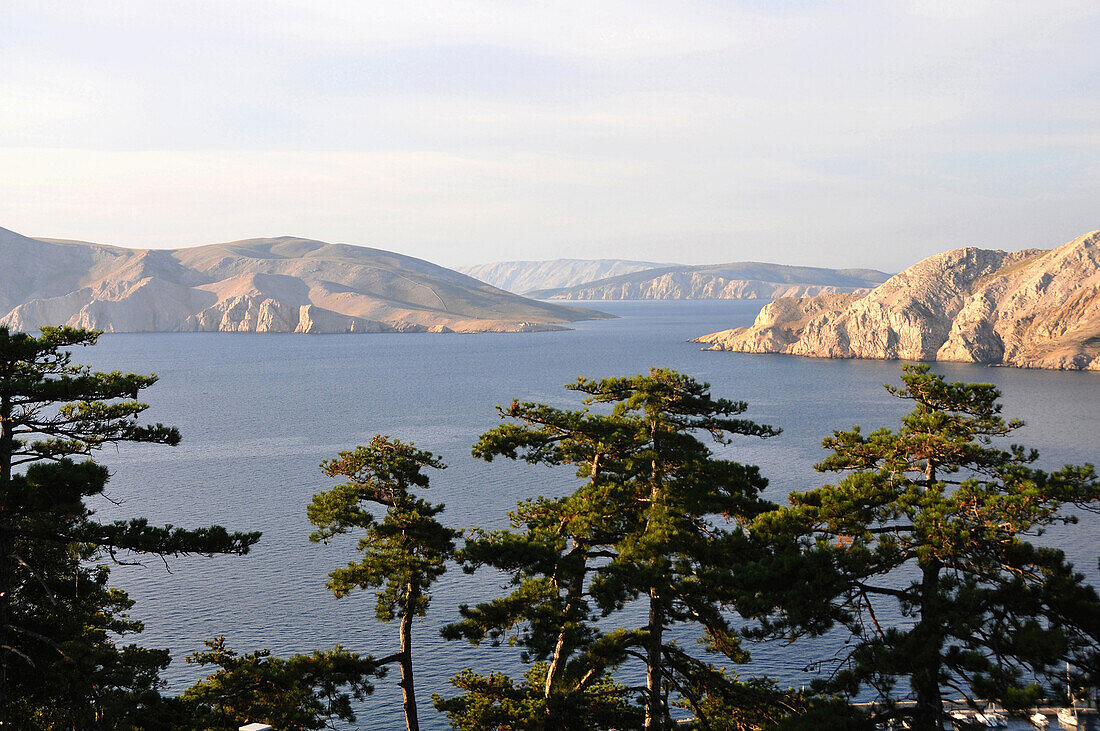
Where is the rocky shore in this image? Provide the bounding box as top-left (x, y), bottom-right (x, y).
top-left (695, 231), bottom-right (1100, 371)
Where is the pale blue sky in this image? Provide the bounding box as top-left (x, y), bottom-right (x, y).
top-left (2, 0), bottom-right (1097, 270)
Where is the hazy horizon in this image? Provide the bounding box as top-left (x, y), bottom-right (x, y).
top-left (3, 1), bottom-right (1097, 271)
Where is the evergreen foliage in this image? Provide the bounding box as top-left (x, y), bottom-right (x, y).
top-left (0, 326), bottom-right (261, 725)
top-left (441, 368), bottom-right (783, 729)
top-left (751, 364), bottom-right (1100, 729)
top-left (7, 537), bottom-right (178, 729)
top-left (308, 435), bottom-right (460, 731)
top-left (179, 636), bottom-right (381, 730)
top-left (7, 323), bottom-right (1098, 730)
top-left (433, 662), bottom-right (643, 731)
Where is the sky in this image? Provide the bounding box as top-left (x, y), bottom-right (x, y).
top-left (2, 1), bottom-right (1098, 271)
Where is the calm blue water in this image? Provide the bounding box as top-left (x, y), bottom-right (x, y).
top-left (75, 301), bottom-right (1099, 729)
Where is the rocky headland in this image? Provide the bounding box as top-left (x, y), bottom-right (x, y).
top-left (0, 227), bottom-right (608, 334)
top-left (695, 231), bottom-right (1100, 371)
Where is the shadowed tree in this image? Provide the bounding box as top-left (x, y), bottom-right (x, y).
top-left (6, 534), bottom-right (177, 729)
top-left (179, 636), bottom-right (382, 731)
top-left (0, 326), bottom-right (260, 725)
top-left (308, 435), bottom-right (459, 731)
top-left (751, 365), bottom-right (1100, 729)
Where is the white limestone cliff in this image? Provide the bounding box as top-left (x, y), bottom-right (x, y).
top-left (695, 232), bottom-right (1100, 371)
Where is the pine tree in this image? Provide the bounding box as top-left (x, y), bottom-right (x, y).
top-left (308, 435), bottom-right (459, 731)
top-left (439, 492), bottom-right (644, 730)
top-left (444, 368), bottom-right (779, 729)
top-left (573, 369), bottom-right (779, 729)
top-left (0, 326), bottom-right (260, 724)
top-left (752, 365), bottom-right (1100, 729)
top-left (433, 663), bottom-right (642, 731)
top-left (179, 636), bottom-right (381, 730)
top-left (6, 533), bottom-right (176, 728)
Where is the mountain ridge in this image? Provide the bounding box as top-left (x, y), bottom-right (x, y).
top-left (459, 258), bottom-right (668, 294)
top-left (528, 261), bottom-right (891, 300)
top-left (0, 227), bottom-right (608, 334)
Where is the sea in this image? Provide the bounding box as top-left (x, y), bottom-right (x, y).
top-left (75, 300), bottom-right (1099, 729)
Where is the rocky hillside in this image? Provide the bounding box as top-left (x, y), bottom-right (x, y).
top-left (695, 231), bottom-right (1100, 370)
top-left (530, 262), bottom-right (890, 300)
top-left (459, 259), bottom-right (667, 294)
top-left (0, 227), bottom-right (608, 334)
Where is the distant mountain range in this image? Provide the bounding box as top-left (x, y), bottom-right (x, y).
top-left (530, 263), bottom-right (891, 300)
top-left (458, 259), bottom-right (668, 294)
top-left (460, 259), bottom-right (890, 300)
top-left (696, 230), bottom-right (1100, 371)
top-left (0, 227), bottom-right (607, 334)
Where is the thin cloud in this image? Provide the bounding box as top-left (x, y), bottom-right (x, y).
top-left (2, 1), bottom-right (1097, 269)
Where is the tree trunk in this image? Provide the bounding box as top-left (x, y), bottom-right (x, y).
top-left (400, 584), bottom-right (420, 731)
top-left (644, 419), bottom-right (666, 729)
top-left (545, 457), bottom-right (603, 699)
top-left (0, 526), bottom-right (8, 728)
top-left (911, 561), bottom-right (944, 730)
top-left (545, 630), bottom-right (568, 699)
top-left (544, 546), bottom-right (585, 698)
top-left (1, 392), bottom-right (11, 483)
top-left (0, 393), bottom-right (12, 725)
top-left (644, 591), bottom-right (664, 730)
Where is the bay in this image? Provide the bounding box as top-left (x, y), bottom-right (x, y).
top-left (77, 300), bottom-right (1099, 729)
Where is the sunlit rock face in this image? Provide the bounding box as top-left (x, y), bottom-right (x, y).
top-left (695, 231), bottom-right (1100, 371)
top-left (0, 227), bottom-right (608, 334)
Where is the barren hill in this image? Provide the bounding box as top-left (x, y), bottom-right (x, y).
top-left (528, 262), bottom-right (890, 300)
top-left (0, 227), bottom-right (607, 334)
top-left (695, 231), bottom-right (1100, 371)
top-left (459, 259), bottom-right (668, 294)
